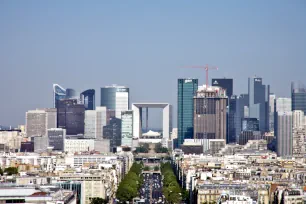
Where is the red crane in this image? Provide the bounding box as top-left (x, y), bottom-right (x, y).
top-left (187, 64), bottom-right (218, 87)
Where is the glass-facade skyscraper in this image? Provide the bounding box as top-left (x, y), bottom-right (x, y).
top-left (177, 79), bottom-right (198, 147)
top-left (103, 117), bottom-right (122, 152)
top-left (100, 85), bottom-right (129, 119)
top-left (53, 84), bottom-right (66, 108)
top-left (248, 76), bottom-right (270, 133)
top-left (121, 110), bottom-right (133, 147)
top-left (66, 88), bottom-right (79, 99)
top-left (57, 99), bottom-right (85, 135)
top-left (81, 89), bottom-right (95, 110)
top-left (292, 82), bottom-right (306, 113)
top-left (211, 78), bottom-right (233, 98)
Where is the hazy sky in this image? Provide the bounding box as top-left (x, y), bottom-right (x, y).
top-left (0, 1), bottom-right (306, 128)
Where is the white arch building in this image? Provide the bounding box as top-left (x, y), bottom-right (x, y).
top-left (132, 103), bottom-right (172, 147)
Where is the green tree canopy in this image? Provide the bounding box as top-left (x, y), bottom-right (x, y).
top-left (90, 197), bottom-right (108, 204)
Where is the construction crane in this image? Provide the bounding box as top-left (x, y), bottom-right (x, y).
top-left (187, 64), bottom-right (218, 87)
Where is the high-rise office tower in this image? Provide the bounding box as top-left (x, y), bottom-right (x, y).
top-left (274, 98), bottom-right (292, 139)
top-left (234, 94), bottom-right (249, 142)
top-left (53, 84), bottom-right (66, 108)
top-left (228, 96), bottom-right (237, 143)
top-left (33, 134), bottom-right (48, 152)
top-left (248, 76), bottom-right (270, 133)
top-left (106, 109), bottom-right (116, 125)
top-left (293, 110), bottom-right (304, 128)
top-left (48, 128), bottom-right (66, 151)
top-left (269, 94), bottom-right (276, 132)
top-left (37, 108), bottom-right (57, 129)
top-left (275, 98), bottom-right (292, 112)
top-left (276, 111), bottom-right (292, 157)
top-left (121, 110), bottom-right (133, 147)
top-left (103, 117), bottom-right (122, 152)
top-left (100, 85), bottom-right (129, 118)
top-left (26, 109), bottom-right (57, 137)
top-left (66, 88), bottom-right (79, 99)
top-left (238, 131), bottom-right (262, 145)
top-left (193, 85), bottom-right (227, 140)
top-left (177, 78), bottom-right (198, 146)
top-left (57, 99), bottom-right (85, 135)
top-left (212, 78), bottom-right (233, 140)
top-left (80, 89), bottom-right (95, 110)
top-left (242, 118), bottom-right (259, 131)
top-left (227, 93), bottom-right (249, 144)
top-left (84, 107), bottom-right (107, 139)
top-left (292, 82), bottom-right (306, 113)
top-left (211, 78), bottom-right (233, 98)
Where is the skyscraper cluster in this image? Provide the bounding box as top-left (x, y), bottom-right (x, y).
top-left (25, 84), bottom-right (130, 153)
top-left (177, 77), bottom-right (306, 158)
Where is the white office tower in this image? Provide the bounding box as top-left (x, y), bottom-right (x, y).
top-left (26, 109), bottom-right (57, 137)
top-left (275, 98), bottom-right (292, 112)
top-left (276, 112), bottom-right (293, 157)
top-left (26, 110), bottom-right (47, 137)
top-left (293, 110), bottom-right (305, 128)
top-left (100, 85), bottom-right (129, 119)
top-left (84, 107), bottom-right (107, 138)
top-left (37, 108), bottom-right (57, 129)
top-left (121, 110), bottom-right (133, 147)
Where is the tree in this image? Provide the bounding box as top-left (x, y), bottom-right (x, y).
top-left (161, 162), bottom-right (182, 203)
top-left (144, 166), bottom-right (150, 171)
top-left (116, 162), bottom-right (144, 202)
top-left (4, 167), bottom-right (18, 175)
top-left (154, 166), bottom-right (159, 171)
top-left (90, 197), bottom-right (108, 204)
top-left (155, 143), bottom-right (168, 153)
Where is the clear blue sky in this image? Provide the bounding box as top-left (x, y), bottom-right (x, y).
top-left (0, 1), bottom-right (305, 128)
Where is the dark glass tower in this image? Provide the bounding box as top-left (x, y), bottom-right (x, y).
top-left (211, 78), bottom-right (233, 98)
top-left (53, 84), bottom-right (66, 108)
top-left (177, 79), bottom-right (198, 147)
top-left (80, 89), bottom-right (95, 110)
top-left (103, 117), bottom-right (122, 152)
top-left (57, 99), bottom-right (85, 135)
top-left (66, 88), bottom-right (78, 99)
top-left (228, 94), bottom-right (249, 144)
top-left (248, 76), bottom-right (270, 133)
top-left (228, 96), bottom-right (237, 143)
top-left (292, 82), bottom-right (306, 113)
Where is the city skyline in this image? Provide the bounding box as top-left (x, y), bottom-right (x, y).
top-left (1, 1), bottom-right (306, 127)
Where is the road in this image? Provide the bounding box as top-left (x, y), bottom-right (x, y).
top-left (139, 173), bottom-right (164, 204)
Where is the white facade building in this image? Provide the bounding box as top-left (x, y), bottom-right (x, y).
top-left (64, 138), bottom-right (95, 153)
top-left (293, 110), bottom-right (304, 128)
top-left (132, 103), bottom-right (172, 147)
top-left (0, 130), bottom-right (22, 151)
top-left (100, 85), bottom-right (129, 119)
top-left (26, 110), bottom-right (47, 137)
top-left (121, 110), bottom-right (133, 146)
top-left (115, 89), bottom-right (129, 119)
top-left (275, 98), bottom-right (292, 112)
top-left (26, 109), bottom-right (57, 137)
top-left (84, 107), bottom-right (107, 138)
top-left (276, 111), bottom-right (293, 157)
